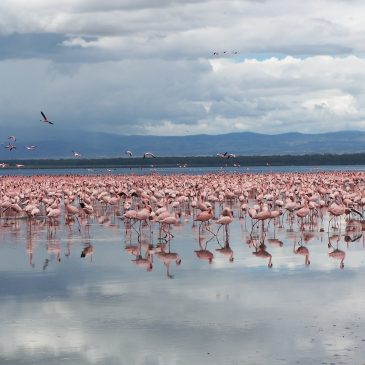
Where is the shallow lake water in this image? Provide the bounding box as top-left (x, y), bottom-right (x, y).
top-left (1, 192), bottom-right (365, 365)
top-left (2, 164), bottom-right (365, 176)
top-left (0, 210), bottom-right (365, 364)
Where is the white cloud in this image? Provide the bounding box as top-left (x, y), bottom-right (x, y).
top-left (1, 0), bottom-right (365, 136)
top-left (1, 55), bottom-right (365, 136)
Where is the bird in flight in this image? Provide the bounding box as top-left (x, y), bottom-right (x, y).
top-left (16, 164), bottom-right (24, 168)
top-left (25, 145), bottom-right (37, 150)
top-left (8, 136), bottom-right (16, 142)
top-left (126, 150), bottom-right (133, 157)
top-left (5, 143), bottom-right (16, 151)
top-left (40, 111), bottom-right (54, 125)
top-left (217, 152), bottom-right (236, 159)
top-left (143, 152), bottom-right (156, 159)
top-left (72, 151), bottom-right (82, 157)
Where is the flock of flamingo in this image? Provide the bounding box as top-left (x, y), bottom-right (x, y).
top-left (1, 170), bottom-right (365, 276)
top-left (1, 111), bottom-right (164, 163)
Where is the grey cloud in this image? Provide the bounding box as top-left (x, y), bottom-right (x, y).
top-left (1, 1), bottom-right (365, 137)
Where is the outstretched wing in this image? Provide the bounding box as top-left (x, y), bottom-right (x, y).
top-left (143, 152), bottom-right (156, 158)
top-left (40, 111), bottom-right (47, 120)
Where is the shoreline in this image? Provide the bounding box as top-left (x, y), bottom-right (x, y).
top-left (0, 153), bottom-right (365, 169)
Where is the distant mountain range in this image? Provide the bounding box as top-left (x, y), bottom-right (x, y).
top-left (1, 130), bottom-right (364, 159)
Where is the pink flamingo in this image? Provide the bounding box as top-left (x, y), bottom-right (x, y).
top-left (40, 111), bottom-right (54, 125)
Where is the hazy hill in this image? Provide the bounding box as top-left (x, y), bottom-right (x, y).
top-left (0, 130), bottom-right (364, 159)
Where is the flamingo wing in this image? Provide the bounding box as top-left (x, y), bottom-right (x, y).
top-left (40, 111), bottom-right (47, 120)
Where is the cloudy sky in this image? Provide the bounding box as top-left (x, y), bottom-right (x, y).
top-left (2, 0), bottom-right (365, 136)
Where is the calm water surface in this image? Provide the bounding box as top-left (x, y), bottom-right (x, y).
top-left (1, 168), bottom-right (365, 364)
top-left (2, 164), bottom-right (365, 176)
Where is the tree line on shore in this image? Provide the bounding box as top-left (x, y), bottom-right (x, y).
top-left (1, 153), bottom-right (364, 169)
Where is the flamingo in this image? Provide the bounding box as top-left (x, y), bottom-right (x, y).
top-left (72, 151), bottom-right (82, 157)
top-left (143, 152), bottom-right (156, 159)
top-left (217, 152), bottom-right (236, 159)
top-left (5, 143), bottom-right (16, 151)
top-left (40, 111), bottom-right (54, 125)
top-left (25, 145), bottom-right (37, 150)
top-left (64, 198), bottom-right (81, 230)
top-left (126, 150), bottom-right (133, 157)
top-left (296, 202), bottom-right (310, 230)
top-left (194, 208), bottom-right (214, 235)
top-left (215, 207), bottom-right (233, 238)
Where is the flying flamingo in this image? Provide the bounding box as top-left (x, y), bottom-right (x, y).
top-left (126, 150), bottom-right (133, 157)
top-left (217, 152), bottom-right (236, 159)
top-left (72, 151), bottom-right (82, 157)
top-left (5, 143), bottom-right (16, 151)
top-left (143, 152), bottom-right (157, 159)
top-left (40, 111), bottom-right (54, 124)
top-left (25, 145), bottom-right (37, 150)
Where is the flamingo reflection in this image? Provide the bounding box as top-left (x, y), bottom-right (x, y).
top-left (328, 235), bottom-right (345, 269)
top-left (26, 234), bottom-right (35, 268)
top-left (215, 238), bottom-right (234, 262)
top-left (293, 238), bottom-right (310, 266)
top-left (250, 236), bottom-right (273, 268)
top-left (43, 238), bottom-right (61, 270)
top-left (81, 243), bottom-right (94, 262)
top-left (195, 236), bottom-right (214, 264)
top-left (131, 241), bottom-right (153, 272)
top-left (156, 240), bottom-right (181, 279)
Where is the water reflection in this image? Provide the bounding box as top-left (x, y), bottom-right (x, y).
top-left (2, 172), bottom-right (365, 364)
top-left (328, 235), bottom-right (346, 269)
top-left (215, 239), bottom-right (234, 262)
top-left (80, 243), bottom-right (94, 261)
top-left (2, 202), bottom-right (365, 273)
top-left (293, 238), bottom-right (310, 266)
top-left (195, 236), bottom-right (215, 264)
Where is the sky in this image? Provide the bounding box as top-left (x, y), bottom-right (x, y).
top-left (1, 0), bottom-right (365, 136)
